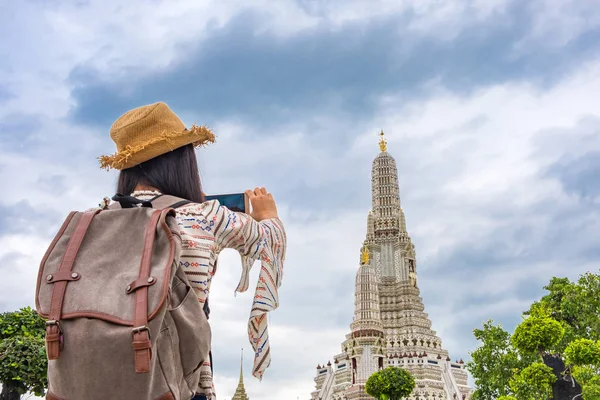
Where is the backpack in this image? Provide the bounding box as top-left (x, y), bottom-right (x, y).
top-left (35, 194), bottom-right (210, 400)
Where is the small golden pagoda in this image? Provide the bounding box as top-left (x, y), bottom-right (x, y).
top-left (232, 349), bottom-right (249, 400)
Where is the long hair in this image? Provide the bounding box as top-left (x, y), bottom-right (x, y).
top-left (117, 144), bottom-right (205, 203)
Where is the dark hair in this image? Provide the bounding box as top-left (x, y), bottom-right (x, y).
top-left (117, 144), bottom-right (205, 203)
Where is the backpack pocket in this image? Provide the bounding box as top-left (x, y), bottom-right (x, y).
top-left (156, 318), bottom-right (193, 400)
top-left (170, 273), bottom-right (190, 309)
top-left (168, 272), bottom-right (211, 393)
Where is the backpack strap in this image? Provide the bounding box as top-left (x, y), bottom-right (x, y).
top-left (131, 208), bottom-right (169, 373)
top-left (111, 193), bottom-right (153, 208)
top-left (150, 195), bottom-right (214, 374)
top-left (147, 195), bottom-right (211, 318)
top-left (151, 195), bottom-right (215, 376)
top-left (169, 200), bottom-right (192, 209)
top-left (108, 194), bottom-right (191, 210)
top-left (149, 195), bottom-right (186, 210)
top-left (46, 209), bottom-right (101, 360)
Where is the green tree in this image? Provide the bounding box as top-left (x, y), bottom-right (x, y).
top-left (564, 339), bottom-right (600, 367)
top-left (527, 273), bottom-right (600, 349)
top-left (511, 316), bottom-right (564, 356)
top-left (564, 339), bottom-right (600, 400)
top-left (581, 379), bottom-right (600, 400)
top-left (0, 307), bottom-right (47, 400)
top-left (508, 363), bottom-right (556, 400)
top-left (467, 270), bottom-right (600, 400)
top-left (365, 367), bottom-right (415, 400)
top-left (466, 321), bottom-right (537, 400)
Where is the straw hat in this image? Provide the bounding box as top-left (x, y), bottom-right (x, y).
top-left (98, 102), bottom-right (215, 170)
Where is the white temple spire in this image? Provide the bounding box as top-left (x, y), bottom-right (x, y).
top-left (371, 132), bottom-right (401, 218)
top-left (310, 133), bottom-right (472, 400)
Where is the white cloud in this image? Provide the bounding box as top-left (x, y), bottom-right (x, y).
top-left (0, 234), bottom-right (48, 311)
top-left (524, 0), bottom-right (600, 47)
top-left (0, 0), bottom-right (543, 119)
top-left (361, 59), bottom-right (600, 253)
top-left (2, 1), bottom-right (600, 399)
top-left (295, 0), bottom-right (515, 40)
top-left (3, 60), bottom-right (600, 398)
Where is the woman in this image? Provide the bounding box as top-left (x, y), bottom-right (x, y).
top-left (99, 102), bottom-right (286, 400)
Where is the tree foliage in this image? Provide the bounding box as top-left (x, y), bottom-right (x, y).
top-left (564, 339), bottom-right (600, 367)
top-left (0, 307), bottom-right (45, 340)
top-left (0, 307), bottom-right (47, 399)
top-left (508, 363), bottom-right (556, 400)
top-left (365, 367), bottom-right (415, 400)
top-left (466, 321), bottom-right (537, 400)
top-left (511, 316), bottom-right (564, 355)
top-left (565, 339), bottom-right (600, 400)
top-left (581, 379), bottom-right (600, 400)
top-left (467, 270), bottom-right (600, 400)
top-left (528, 273), bottom-right (600, 348)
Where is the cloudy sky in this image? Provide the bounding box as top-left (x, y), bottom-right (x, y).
top-left (2, 0), bottom-right (600, 398)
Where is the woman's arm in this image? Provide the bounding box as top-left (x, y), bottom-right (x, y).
top-left (207, 188), bottom-right (286, 380)
top-left (212, 207), bottom-right (285, 290)
top-left (210, 189), bottom-right (285, 283)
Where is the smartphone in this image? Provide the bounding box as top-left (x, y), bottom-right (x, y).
top-left (205, 193), bottom-right (249, 213)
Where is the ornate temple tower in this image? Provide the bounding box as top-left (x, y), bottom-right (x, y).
top-left (311, 132), bottom-right (472, 400)
top-left (232, 349), bottom-right (249, 400)
top-left (342, 246), bottom-right (386, 399)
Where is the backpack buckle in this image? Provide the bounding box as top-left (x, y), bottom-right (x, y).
top-left (46, 320), bottom-right (62, 333)
top-left (132, 325), bottom-right (151, 339)
top-left (45, 320), bottom-right (64, 355)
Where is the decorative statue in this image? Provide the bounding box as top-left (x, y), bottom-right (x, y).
top-left (379, 130), bottom-right (387, 152)
top-left (409, 270), bottom-right (417, 288)
top-left (407, 259), bottom-right (417, 287)
top-left (361, 246), bottom-right (370, 265)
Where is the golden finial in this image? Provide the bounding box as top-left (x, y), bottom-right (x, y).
top-left (379, 130), bottom-right (387, 152)
top-left (361, 246), bottom-right (370, 265)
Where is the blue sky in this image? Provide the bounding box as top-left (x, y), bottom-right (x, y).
top-left (1, 0), bottom-right (600, 398)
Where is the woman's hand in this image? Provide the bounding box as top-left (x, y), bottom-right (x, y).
top-left (246, 187), bottom-right (279, 221)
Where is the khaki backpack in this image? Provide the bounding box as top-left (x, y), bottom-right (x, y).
top-left (35, 195), bottom-right (209, 400)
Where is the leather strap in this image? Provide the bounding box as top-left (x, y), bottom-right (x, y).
top-left (132, 209), bottom-right (163, 373)
top-left (126, 276), bottom-right (157, 294)
top-left (45, 270), bottom-right (82, 284)
top-left (46, 210), bottom-right (99, 360)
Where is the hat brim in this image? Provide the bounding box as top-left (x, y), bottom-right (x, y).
top-left (98, 125), bottom-right (215, 170)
